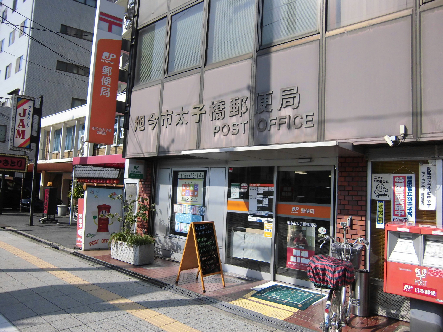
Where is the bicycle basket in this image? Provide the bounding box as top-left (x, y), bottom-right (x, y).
top-left (330, 242), bottom-right (364, 270)
top-left (307, 254), bottom-right (355, 289)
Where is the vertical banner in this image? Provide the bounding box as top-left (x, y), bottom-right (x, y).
top-left (419, 164), bottom-right (436, 210)
top-left (10, 95), bottom-right (34, 150)
top-left (76, 198), bottom-right (85, 248)
top-left (376, 200), bottom-right (385, 229)
top-left (85, 0), bottom-right (124, 145)
top-left (392, 174), bottom-right (415, 224)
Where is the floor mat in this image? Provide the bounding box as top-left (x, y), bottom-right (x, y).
top-left (251, 284), bottom-right (326, 310)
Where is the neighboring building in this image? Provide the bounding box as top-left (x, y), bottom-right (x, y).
top-left (0, 0), bottom-right (96, 116)
top-left (124, 0), bottom-right (443, 325)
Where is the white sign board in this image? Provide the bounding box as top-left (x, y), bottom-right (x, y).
top-left (372, 174), bottom-right (391, 200)
top-left (419, 164), bottom-right (436, 210)
top-left (82, 187), bottom-right (123, 250)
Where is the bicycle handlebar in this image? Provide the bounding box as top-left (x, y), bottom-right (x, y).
top-left (319, 235), bottom-right (369, 249)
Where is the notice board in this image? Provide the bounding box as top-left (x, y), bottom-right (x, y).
top-left (176, 221), bottom-right (225, 292)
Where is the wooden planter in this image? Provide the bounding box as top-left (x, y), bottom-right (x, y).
top-left (110, 241), bottom-right (155, 266)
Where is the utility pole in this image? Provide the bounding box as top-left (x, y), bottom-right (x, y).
top-left (29, 96), bottom-right (43, 226)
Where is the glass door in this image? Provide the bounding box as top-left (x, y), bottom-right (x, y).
top-left (275, 167), bottom-right (334, 286)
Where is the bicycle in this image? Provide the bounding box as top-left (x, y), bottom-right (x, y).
top-left (307, 224), bottom-right (369, 332)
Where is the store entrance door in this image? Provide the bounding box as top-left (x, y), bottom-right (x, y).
top-left (274, 167), bottom-right (334, 287)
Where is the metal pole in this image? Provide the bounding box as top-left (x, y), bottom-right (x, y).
top-left (0, 173), bottom-right (4, 215)
top-left (30, 95), bottom-right (43, 226)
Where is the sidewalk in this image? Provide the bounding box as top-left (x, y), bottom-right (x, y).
top-left (0, 211), bottom-right (410, 332)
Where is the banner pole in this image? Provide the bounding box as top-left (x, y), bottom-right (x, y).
top-left (29, 95), bottom-right (43, 226)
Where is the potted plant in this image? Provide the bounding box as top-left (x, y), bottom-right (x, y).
top-left (108, 193), bottom-right (155, 265)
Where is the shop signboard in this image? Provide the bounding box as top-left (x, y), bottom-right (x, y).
top-left (10, 95), bottom-right (34, 150)
top-left (391, 174), bottom-right (415, 224)
top-left (419, 164), bottom-right (436, 210)
top-left (0, 154), bottom-right (27, 172)
top-left (85, 0), bottom-right (124, 145)
top-left (82, 186), bottom-right (123, 250)
top-left (125, 159), bottom-right (145, 179)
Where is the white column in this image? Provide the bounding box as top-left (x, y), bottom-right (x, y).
top-left (60, 123), bottom-right (66, 159)
top-left (73, 120), bottom-right (80, 157)
top-left (48, 126), bottom-right (54, 160)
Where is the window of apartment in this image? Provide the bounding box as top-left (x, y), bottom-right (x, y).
top-left (19, 19), bottom-right (29, 37)
top-left (261, 0), bottom-right (319, 47)
top-left (60, 24), bottom-right (93, 42)
top-left (52, 129), bottom-right (62, 152)
top-left (77, 123), bottom-right (85, 153)
top-left (12, 0), bottom-right (17, 11)
top-left (5, 63), bottom-right (11, 79)
top-left (168, 2), bottom-right (204, 74)
top-left (65, 126), bottom-right (75, 151)
top-left (206, 0), bottom-right (256, 65)
top-left (327, 0), bottom-right (414, 30)
top-left (113, 115), bottom-right (124, 145)
top-left (71, 98), bottom-right (86, 108)
top-left (1, 9), bottom-right (6, 24)
top-left (56, 60), bottom-right (89, 77)
top-left (15, 55), bottom-right (23, 73)
top-left (0, 39), bottom-right (4, 52)
top-left (9, 30), bottom-right (15, 45)
top-left (135, 18), bottom-right (167, 84)
top-left (73, 0), bottom-right (97, 8)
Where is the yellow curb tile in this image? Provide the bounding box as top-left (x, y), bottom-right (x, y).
top-left (115, 302), bottom-right (145, 311)
top-left (163, 321), bottom-right (200, 332)
top-left (146, 314), bottom-right (176, 327)
top-left (230, 298), bottom-right (293, 320)
top-left (89, 289), bottom-right (122, 302)
top-left (132, 309), bottom-right (161, 320)
top-left (243, 291), bottom-right (256, 299)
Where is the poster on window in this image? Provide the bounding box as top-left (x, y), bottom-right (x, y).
top-left (372, 174), bottom-right (391, 200)
top-left (286, 223), bottom-right (315, 271)
top-left (376, 201), bottom-right (385, 229)
top-left (177, 178), bottom-right (204, 205)
top-left (419, 164), bottom-right (436, 211)
top-left (392, 174), bottom-right (415, 224)
top-left (248, 184), bottom-right (274, 217)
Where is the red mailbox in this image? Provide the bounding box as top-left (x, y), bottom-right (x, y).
top-left (384, 223), bottom-right (443, 304)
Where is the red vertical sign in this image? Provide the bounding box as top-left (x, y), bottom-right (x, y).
top-left (88, 39), bottom-right (122, 144)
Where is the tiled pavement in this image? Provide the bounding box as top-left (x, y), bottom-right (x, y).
top-left (82, 250), bottom-right (410, 332)
top-left (0, 213), bottom-right (410, 332)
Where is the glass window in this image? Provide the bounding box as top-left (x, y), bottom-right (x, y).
top-left (60, 24), bottom-right (93, 42)
top-left (261, 0), bottom-right (319, 47)
top-left (15, 55), bottom-right (23, 73)
top-left (53, 129), bottom-right (62, 152)
top-left (206, 0), bottom-right (256, 65)
top-left (9, 30), bottom-right (15, 46)
top-left (113, 115), bottom-right (124, 145)
top-left (327, 0), bottom-right (414, 30)
top-left (225, 167), bottom-right (274, 274)
top-left (56, 61), bottom-right (89, 77)
top-left (65, 126), bottom-right (75, 151)
top-left (5, 63), bottom-right (11, 79)
top-left (168, 3), bottom-right (204, 74)
top-left (1, 9), bottom-right (6, 24)
top-left (0, 39), bottom-right (4, 52)
top-left (71, 98), bottom-right (86, 108)
top-left (171, 170), bottom-right (207, 236)
top-left (135, 18), bottom-right (167, 84)
top-left (77, 124), bottom-right (85, 154)
top-left (12, 0), bottom-right (17, 11)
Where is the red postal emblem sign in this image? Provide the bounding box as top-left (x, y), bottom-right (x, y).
top-left (88, 39), bottom-right (122, 145)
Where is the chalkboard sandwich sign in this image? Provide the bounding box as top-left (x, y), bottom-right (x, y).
top-left (176, 221), bottom-right (225, 292)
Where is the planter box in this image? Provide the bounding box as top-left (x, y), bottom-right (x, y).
top-left (110, 241), bottom-right (154, 266)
